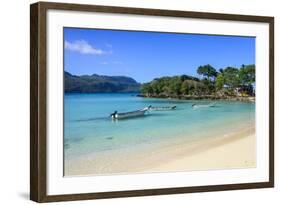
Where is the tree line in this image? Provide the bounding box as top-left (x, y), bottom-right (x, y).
top-left (140, 64), bottom-right (255, 97)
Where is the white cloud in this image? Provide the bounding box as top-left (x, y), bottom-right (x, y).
top-left (65, 40), bottom-right (105, 55)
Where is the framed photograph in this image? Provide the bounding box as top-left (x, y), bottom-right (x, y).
top-left (30, 2), bottom-right (274, 202)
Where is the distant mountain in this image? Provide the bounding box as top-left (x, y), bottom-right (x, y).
top-left (64, 71), bottom-right (141, 93)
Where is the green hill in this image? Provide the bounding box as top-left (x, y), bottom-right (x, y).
top-left (64, 71), bottom-right (141, 93)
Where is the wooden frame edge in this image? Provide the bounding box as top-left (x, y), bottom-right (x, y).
top-left (37, 1), bottom-right (274, 22)
top-left (30, 1), bottom-right (274, 202)
top-left (269, 17), bottom-right (274, 188)
top-left (30, 2), bottom-right (39, 202)
top-left (40, 181), bottom-right (273, 203)
top-left (30, 2), bottom-right (48, 202)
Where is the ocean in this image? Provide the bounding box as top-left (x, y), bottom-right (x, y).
top-left (64, 93), bottom-right (255, 163)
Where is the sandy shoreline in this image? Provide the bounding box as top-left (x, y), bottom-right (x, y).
top-left (144, 130), bottom-right (255, 172)
top-left (65, 124), bottom-right (255, 176)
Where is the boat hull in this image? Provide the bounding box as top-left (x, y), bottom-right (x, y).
top-left (149, 106), bottom-right (176, 111)
top-left (111, 108), bottom-right (148, 119)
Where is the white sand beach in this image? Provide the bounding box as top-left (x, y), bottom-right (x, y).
top-left (144, 131), bottom-right (255, 172)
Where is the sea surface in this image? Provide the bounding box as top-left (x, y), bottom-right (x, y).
top-left (64, 93), bottom-right (255, 161)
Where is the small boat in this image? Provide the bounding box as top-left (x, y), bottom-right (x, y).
top-left (149, 105), bottom-right (176, 111)
top-left (192, 103), bottom-right (216, 108)
top-left (111, 107), bottom-right (149, 119)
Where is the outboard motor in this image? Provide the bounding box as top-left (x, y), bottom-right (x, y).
top-left (111, 111), bottom-right (118, 119)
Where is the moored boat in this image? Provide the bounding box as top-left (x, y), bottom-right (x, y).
top-left (192, 102), bottom-right (216, 108)
top-left (149, 105), bottom-right (176, 111)
top-left (111, 107), bottom-right (149, 119)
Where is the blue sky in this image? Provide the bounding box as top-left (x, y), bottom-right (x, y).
top-left (64, 27), bottom-right (255, 83)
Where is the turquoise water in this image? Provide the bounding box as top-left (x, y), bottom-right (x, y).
top-left (64, 93), bottom-right (255, 160)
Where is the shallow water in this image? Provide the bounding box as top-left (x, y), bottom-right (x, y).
top-left (64, 93), bottom-right (255, 160)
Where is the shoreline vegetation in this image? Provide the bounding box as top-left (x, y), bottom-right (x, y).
top-left (137, 93), bottom-right (255, 102)
top-left (64, 64), bottom-right (255, 102)
top-left (140, 64), bottom-right (255, 102)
